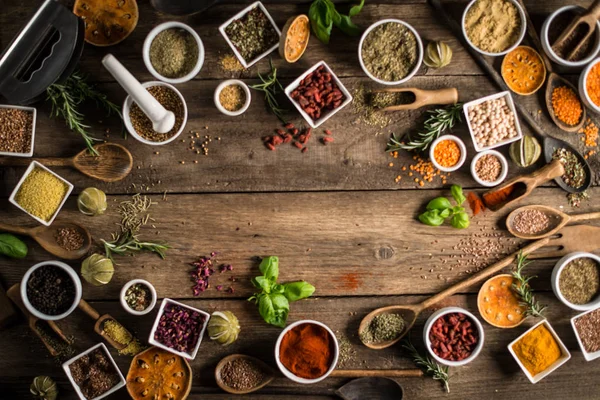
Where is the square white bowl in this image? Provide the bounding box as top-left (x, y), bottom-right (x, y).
top-left (0, 104), bottom-right (36, 157)
top-left (218, 1), bottom-right (281, 69)
top-left (62, 343), bottom-right (126, 400)
top-left (285, 61), bottom-right (353, 128)
top-left (9, 161), bottom-right (74, 226)
top-left (571, 305), bottom-right (600, 361)
top-left (463, 91), bottom-right (523, 152)
top-left (508, 319), bottom-right (571, 384)
top-left (149, 298), bottom-right (210, 360)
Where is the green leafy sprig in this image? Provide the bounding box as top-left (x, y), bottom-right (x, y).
top-left (402, 337), bottom-right (450, 393)
top-left (249, 59), bottom-right (287, 123)
top-left (419, 185), bottom-right (470, 229)
top-left (102, 232), bottom-right (169, 262)
top-left (309, 0), bottom-right (365, 44)
top-left (248, 256), bottom-right (315, 327)
top-left (512, 251), bottom-right (547, 318)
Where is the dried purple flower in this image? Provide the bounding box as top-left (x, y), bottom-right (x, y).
top-left (190, 254), bottom-right (234, 296)
top-left (154, 303), bottom-right (206, 354)
top-left (227, 287), bottom-right (235, 293)
top-left (216, 285), bottom-right (223, 291)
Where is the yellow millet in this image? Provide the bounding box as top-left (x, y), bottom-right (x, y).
top-left (15, 167), bottom-right (68, 221)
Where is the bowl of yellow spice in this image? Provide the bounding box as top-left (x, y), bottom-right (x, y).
top-left (9, 161), bottom-right (73, 226)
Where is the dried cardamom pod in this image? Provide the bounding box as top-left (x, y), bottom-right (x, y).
top-left (423, 41), bottom-right (453, 69)
top-left (509, 135), bottom-right (541, 167)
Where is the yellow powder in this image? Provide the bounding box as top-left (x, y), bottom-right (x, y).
top-left (15, 167), bottom-right (68, 222)
top-left (512, 324), bottom-right (562, 376)
top-left (464, 0), bottom-right (522, 53)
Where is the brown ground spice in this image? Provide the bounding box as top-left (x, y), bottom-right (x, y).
top-left (464, 0), bottom-right (522, 53)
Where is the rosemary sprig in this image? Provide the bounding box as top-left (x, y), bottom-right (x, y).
top-left (249, 59), bottom-right (287, 123)
top-left (512, 251), bottom-right (547, 318)
top-left (102, 232), bottom-right (169, 262)
top-left (387, 103), bottom-right (463, 153)
top-left (402, 337), bottom-right (450, 393)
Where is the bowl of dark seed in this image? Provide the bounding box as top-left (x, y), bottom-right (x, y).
top-left (0, 104), bottom-right (36, 157)
top-left (571, 305), bottom-right (600, 361)
top-left (120, 279), bottom-right (157, 316)
top-left (143, 21), bottom-right (204, 84)
top-left (21, 261), bottom-right (82, 321)
top-left (552, 252), bottom-right (600, 311)
top-left (214, 79), bottom-right (251, 116)
top-left (470, 150), bottom-right (508, 187)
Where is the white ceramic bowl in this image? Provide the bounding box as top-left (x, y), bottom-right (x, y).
top-left (470, 149), bottom-right (509, 187)
top-left (275, 319), bottom-right (339, 384)
top-left (120, 279), bottom-right (157, 316)
top-left (571, 305), bottom-right (600, 361)
top-left (214, 79), bottom-right (252, 116)
top-left (463, 91), bottom-right (524, 152)
top-left (21, 261), bottom-right (82, 321)
top-left (551, 252), bottom-right (600, 311)
top-left (123, 81), bottom-right (188, 146)
top-left (149, 298), bottom-right (210, 360)
top-left (63, 343), bottom-right (126, 400)
top-left (461, 0), bottom-right (526, 57)
top-left (542, 6), bottom-right (600, 70)
top-left (423, 307), bottom-right (485, 367)
top-left (219, 1), bottom-right (281, 69)
top-left (429, 135), bottom-right (467, 172)
top-left (143, 21), bottom-right (204, 84)
top-left (285, 61), bottom-right (353, 128)
top-left (579, 57), bottom-right (600, 114)
top-left (9, 161), bottom-right (73, 226)
top-left (508, 319), bottom-right (571, 384)
top-left (358, 19), bottom-right (423, 85)
top-left (0, 104), bottom-right (36, 157)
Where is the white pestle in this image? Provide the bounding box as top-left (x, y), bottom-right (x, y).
top-left (102, 54), bottom-right (175, 134)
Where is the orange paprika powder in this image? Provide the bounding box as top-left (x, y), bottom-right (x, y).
top-left (279, 323), bottom-right (335, 379)
top-left (482, 185), bottom-right (516, 209)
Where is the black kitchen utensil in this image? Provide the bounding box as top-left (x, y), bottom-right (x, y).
top-left (150, 0), bottom-right (219, 16)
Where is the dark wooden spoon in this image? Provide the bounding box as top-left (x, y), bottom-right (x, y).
top-left (551, 0), bottom-right (600, 61)
top-left (0, 143), bottom-right (133, 182)
top-left (78, 299), bottom-right (127, 350)
top-left (0, 221), bottom-right (91, 260)
top-left (545, 73), bottom-right (586, 133)
top-left (506, 204), bottom-right (600, 239)
top-left (336, 377), bottom-right (404, 400)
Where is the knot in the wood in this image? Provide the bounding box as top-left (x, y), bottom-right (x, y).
top-left (376, 245), bottom-right (395, 260)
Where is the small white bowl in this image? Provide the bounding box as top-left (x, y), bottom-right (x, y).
top-left (149, 298), bottom-right (210, 360)
top-left (143, 21), bottom-right (205, 84)
top-left (542, 6), bottom-right (600, 70)
top-left (0, 104), bottom-right (36, 157)
top-left (429, 135), bottom-right (467, 173)
top-left (358, 19), bottom-right (423, 85)
top-left (423, 307), bottom-right (485, 367)
top-left (275, 319), bottom-right (339, 384)
top-left (214, 79), bottom-right (251, 116)
top-left (508, 319), bottom-right (571, 384)
top-left (9, 161), bottom-right (74, 226)
top-left (219, 1), bottom-right (281, 69)
top-left (285, 61), bottom-right (353, 128)
top-left (461, 0), bottom-right (526, 57)
top-left (571, 305), bottom-right (600, 361)
top-left (120, 279), bottom-right (157, 316)
top-left (123, 81), bottom-right (188, 146)
top-left (551, 252), bottom-right (600, 311)
top-left (463, 91), bottom-right (524, 152)
top-left (21, 261), bottom-right (82, 321)
top-left (470, 150), bottom-right (509, 187)
top-left (579, 57), bottom-right (600, 114)
top-left (63, 343), bottom-right (126, 400)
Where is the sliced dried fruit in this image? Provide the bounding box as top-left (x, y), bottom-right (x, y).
top-left (509, 135), bottom-right (541, 167)
top-left (73, 0), bottom-right (139, 47)
top-left (501, 46), bottom-right (546, 95)
top-left (126, 347), bottom-right (192, 400)
top-left (207, 311), bottom-right (241, 346)
top-left (279, 15), bottom-right (310, 63)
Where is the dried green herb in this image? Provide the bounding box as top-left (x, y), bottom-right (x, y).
top-left (224, 6), bottom-right (278, 63)
top-left (402, 337), bottom-right (450, 393)
top-left (512, 252), bottom-right (546, 318)
top-left (359, 313), bottom-right (405, 344)
top-left (552, 147), bottom-right (586, 189)
top-left (249, 59), bottom-right (287, 123)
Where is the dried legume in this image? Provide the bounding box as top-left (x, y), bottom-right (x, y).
top-left (552, 86), bottom-right (582, 126)
top-left (475, 154), bottom-right (502, 182)
top-left (574, 308), bottom-right (600, 353)
top-left (512, 209), bottom-right (551, 235)
top-left (467, 96), bottom-right (518, 149)
top-left (586, 63), bottom-right (600, 107)
top-left (433, 139), bottom-right (461, 168)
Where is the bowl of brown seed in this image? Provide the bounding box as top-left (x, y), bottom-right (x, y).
top-left (214, 80), bottom-right (251, 116)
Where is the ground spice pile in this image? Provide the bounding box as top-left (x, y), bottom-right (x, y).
top-left (68, 348), bottom-right (120, 400)
top-left (219, 53), bottom-right (245, 73)
top-left (359, 313), bottom-right (405, 344)
top-left (150, 28), bottom-right (199, 78)
top-left (352, 86), bottom-right (393, 129)
top-left (464, 0), bottom-right (522, 53)
top-left (219, 84), bottom-right (246, 112)
top-left (512, 324), bottom-right (562, 376)
top-left (130, 86), bottom-right (184, 143)
top-left (0, 108), bottom-right (33, 154)
top-left (559, 257), bottom-right (600, 305)
top-left (552, 86), bottom-right (582, 126)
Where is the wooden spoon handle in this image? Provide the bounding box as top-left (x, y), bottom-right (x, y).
top-left (587, 0), bottom-right (600, 20)
top-left (0, 157), bottom-right (70, 167)
top-left (330, 369), bottom-right (424, 378)
top-left (0, 222), bottom-right (32, 236)
top-left (570, 211), bottom-right (600, 223)
top-left (383, 88), bottom-right (458, 111)
top-left (527, 159), bottom-right (565, 185)
top-left (78, 299), bottom-right (101, 320)
top-left (420, 237), bottom-right (551, 309)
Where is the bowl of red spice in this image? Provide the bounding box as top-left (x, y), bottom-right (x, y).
top-left (429, 135), bottom-right (467, 172)
top-left (120, 279), bottom-right (157, 316)
top-left (424, 307), bottom-right (484, 367)
top-left (470, 150), bottom-right (508, 187)
top-left (579, 57), bottom-right (600, 115)
top-left (275, 320), bottom-right (339, 384)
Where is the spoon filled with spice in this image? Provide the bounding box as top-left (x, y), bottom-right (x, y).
top-left (507, 205), bottom-right (600, 240)
top-left (0, 221), bottom-right (91, 260)
top-left (78, 299), bottom-right (130, 350)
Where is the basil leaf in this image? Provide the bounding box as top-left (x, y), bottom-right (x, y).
top-left (0, 233), bottom-right (27, 259)
top-left (426, 197), bottom-right (452, 211)
top-left (309, 0), bottom-right (333, 44)
top-left (252, 276), bottom-right (271, 293)
top-left (325, 0), bottom-right (341, 26)
top-left (335, 15), bottom-right (361, 36)
top-left (439, 208), bottom-right (451, 219)
top-left (271, 283), bottom-right (285, 294)
top-left (451, 206), bottom-right (465, 214)
top-left (270, 294), bottom-right (290, 328)
top-left (419, 210), bottom-right (445, 226)
top-left (259, 256), bottom-right (279, 281)
top-left (283, 281), bottom-right (316, 302)
top-left (348, 0), bottom-right (365, 17)
top-left (451, 212), bottom-right (470, 229)
top-left (258, 294), bottom-right (275, 324)
top-left (451, 184), bottom-right (466, 206)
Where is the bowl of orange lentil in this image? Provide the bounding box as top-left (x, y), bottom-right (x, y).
top-left (579, 57), bottom-right (600, 115)
top-left (429, 135), bottom-right (467, 173)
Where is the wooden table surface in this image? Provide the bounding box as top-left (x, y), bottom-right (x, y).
top-left (2, 0), bottom-right (600, 398)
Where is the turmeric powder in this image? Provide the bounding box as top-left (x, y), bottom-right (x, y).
top-left (512, 324), bottom-right (562, 376)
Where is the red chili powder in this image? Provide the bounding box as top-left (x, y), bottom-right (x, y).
top-left (279, 323), bottom-right (334, 379)
top-left (339, 273), bottom-right (360, 290)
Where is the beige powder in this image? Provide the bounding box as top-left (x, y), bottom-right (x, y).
top-left (464, 0), bottom-right (522, 53)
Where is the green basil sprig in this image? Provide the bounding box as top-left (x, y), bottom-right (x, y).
top-left (308, 0), bottom-right (365, 44)
top-left (0, 233), bottom-right (28, 259)
top-left (248, 256), bottom-right (315, 328)
top-left (419, 185), bottom-right (470, 229)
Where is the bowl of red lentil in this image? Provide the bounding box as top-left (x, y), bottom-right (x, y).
top-left (470, 149), bottom-right (508, 187)
top-left (579, 57), bottom-right (600, 115)
top-left (552, 252), bottom-right (600, 311)
top-left (571, 304), bottom-right (600, 361)
top-left (214, 79), bottom-right (251, 116)
top-left (429, 135), bottom-right (467, 172)
top-left (0, 104), bottom-right (36, 158)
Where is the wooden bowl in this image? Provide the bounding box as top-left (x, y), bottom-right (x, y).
top-left (477, 274), bottom-right (526, 329)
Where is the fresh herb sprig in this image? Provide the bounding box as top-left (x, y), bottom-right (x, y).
top-left (419, 185), bottom-right (470, 229)
top-left (402, 337), bottom-right (450, 393)
top-left (248, 256), bottom-right (315, 327)
top-left (103, 232), bottom-right (169, 261)
top-left (309, 0), bottom-right (365, 44)
top-left (249, 59), bottom-right (287, 123)
top-left (387, 103), bottom-right (463, 153)
top-left (512, 251), bottom-right (547, 318)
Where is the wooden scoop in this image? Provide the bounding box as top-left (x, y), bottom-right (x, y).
top-left (544, 72), bottom-right (587, 133)
top-left (0, 221), bottom-right (91, 260)
top-left (336, 377), bottom-right (404, 400)
top-left (371, 88), bottom-right (458, 111)
top-left (551, 0), bottom-right (600, 61)
top-left (507, 204), bottom-right (600, 239)
top-left (528, 224), bottom-right (600, 259)
top-left (359, 237), bottom-right (551, 350)
top-left (0, 143), bottom-right (133, 182)
top-left (78, 299), bottom-right (127, 350)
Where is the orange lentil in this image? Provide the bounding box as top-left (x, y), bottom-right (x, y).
top-left (433, 139), bottom-right (461, 168)
top-left (388, 162), bottom-right (394, 167)
top-left (578, 118), bottom-right (598, 147)
top-left (551, 86), bottom-right (582, 126)
top-left (586, 62), bottom-right (600, 107)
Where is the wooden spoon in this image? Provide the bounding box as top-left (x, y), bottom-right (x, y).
top-left (371, 88), bottom-right (458, 111)
top-left (0, 143), bottom-right (133, 182)
top-left (78, 299), bottom-right (127, 350)
top-left (359, 238), bottom-right (551, 350)
top-left (506, 204), bottom-right (600, 239)
top-left (544, 71), bottom-right (586, 133)
top-left (0, 221), bottom-right (91, 260)
top-left (551, 0), bottom-right (600, 61)
top-left (336, 377), bottom-right (404, 400)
